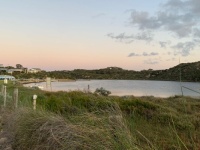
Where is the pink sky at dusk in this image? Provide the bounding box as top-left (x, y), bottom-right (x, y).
top-left (1, 0), bottom-right (200, 71)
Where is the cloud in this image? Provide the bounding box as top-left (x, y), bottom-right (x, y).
top-left (135, 32), bottom-right (153, 41)
top-left (194, 39), bottom-right (200, 46)
top-left (108, 0), bottom-right (200, 59)
top-left (107, 33), bottom-right (134, 40)
top-left (159, 41), bottom-right (168, 48)
top-left (128, 52), bottom-right (159, 57)
top-left (172, 41), bottom-right (196, 56)
top-left (130, 10), bottom-right (196, 38)
top-left (130, 10), bottom-right (161, 30)
top-left (107, 31), bottom-right (153, 43)
top-left (164, 0), bottom-right (200, 15)
top-left (129, 0), bottom-right (200, 38)
top-left (193, 28), bottom-right (200, 38)
top-left (142, 52), bottom-right (158, 56)
top-left (128, 53), bottom-right (140, 57)
top-left (124, 0), bottom-right (200, 58)
top-left (164, 0), bottom-right (185, 10)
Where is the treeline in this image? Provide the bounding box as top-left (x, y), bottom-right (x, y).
top-left (11, 61), bottom-right (200, 82)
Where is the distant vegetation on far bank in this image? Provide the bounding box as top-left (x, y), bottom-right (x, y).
top-left (3, 61), bottom-right (200, 82)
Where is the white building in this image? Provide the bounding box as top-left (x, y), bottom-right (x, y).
top-left (7, 69), bottom-right (23, 74)
top-left (28, 68), bottom-right (42, 73)
top-left (0, 75), bottom-right (15, 80)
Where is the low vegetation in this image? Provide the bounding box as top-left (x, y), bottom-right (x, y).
top-left (0, 81), bottom-right (200, 149)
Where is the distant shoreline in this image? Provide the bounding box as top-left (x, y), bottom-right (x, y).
top-left (18, 79), bottom-right (76, 84)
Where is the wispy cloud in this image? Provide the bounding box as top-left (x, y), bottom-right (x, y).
top-left (128, 52), bottom-right (159, 57)
top-left (107, 31), bottom-right (153, 43)
top-left (128, 53), bottom-right (140, 57)
top-left (142, 52), bottom-right (159, 56)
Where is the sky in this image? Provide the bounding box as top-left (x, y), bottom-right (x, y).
top-left (0, 0), bottom-right (200, 71)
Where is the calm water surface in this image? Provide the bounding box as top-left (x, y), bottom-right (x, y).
top-left (24, 80), bottom-right (200, 98)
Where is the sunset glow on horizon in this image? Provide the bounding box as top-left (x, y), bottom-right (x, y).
top-left (1, 0), bottom-right (200, 71)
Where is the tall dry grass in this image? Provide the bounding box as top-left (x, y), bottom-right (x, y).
top-left (6, 105), bottom-right (137, 150)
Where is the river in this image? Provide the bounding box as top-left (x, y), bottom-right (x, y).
top-left (24, 80), bottom-right (200, 98)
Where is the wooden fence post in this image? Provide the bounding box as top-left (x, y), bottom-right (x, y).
top-left (1, 85), bottom-right (4, 95)
top-left (88, 85), bottom-right (90, 93)
top-left (4, 86), bottom-right (6, 107)
top-left (13, 88), bottom-right (19, 108)
top-left (33, 94), bottom-right (37, 110)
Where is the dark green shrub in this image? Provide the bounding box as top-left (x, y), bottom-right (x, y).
top-left (94, 87), bottom-right (111, 96)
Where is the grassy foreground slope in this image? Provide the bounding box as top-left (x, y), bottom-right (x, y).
top-left (0, 82), bottom-right (200, 149)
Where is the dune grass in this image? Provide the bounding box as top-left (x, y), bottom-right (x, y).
top-left (0, 81), bottom-right (200, 149)
top-left (7, 106), bottom-right (136, 150)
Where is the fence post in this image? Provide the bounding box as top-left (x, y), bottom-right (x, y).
top-left (13, 88), bottom-right (19, 108)
top-left (4, 85), bottom-right (6, 107)
top-left (33, 94), bottom-right (37, 110)
top-left (181, 86), bottom-right (183, 96)
top-left (88, 85), bottom-right (90, 93)
top-left (1, 85), bottom-right (4, 95)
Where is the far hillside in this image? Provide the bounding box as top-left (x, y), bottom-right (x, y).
top-left (5, 61), bottom-right (200, 82)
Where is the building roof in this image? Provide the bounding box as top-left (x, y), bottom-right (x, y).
top-left (0, 75), bottom-right (15, 80)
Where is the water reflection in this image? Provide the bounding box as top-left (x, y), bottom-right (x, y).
top-left (24, 80), bottom-right (200, 98)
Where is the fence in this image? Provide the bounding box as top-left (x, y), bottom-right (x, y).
top-left (181, 85), bottom-right (200, 96)
top-left (0, 85), bottom-right (18, 108)
top-left (0, 85), bottom-right (37, 110)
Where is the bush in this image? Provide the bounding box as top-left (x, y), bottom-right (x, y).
top-left (94, 87), bottom-right (111, 96)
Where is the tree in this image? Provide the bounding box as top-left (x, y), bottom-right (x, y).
top-left (16, 64), bottom-right (23, 69)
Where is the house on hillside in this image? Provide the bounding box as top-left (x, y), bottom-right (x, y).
top-left (0, 68), bottom-right (7, 72)
top-left (7, 69), bottom-right (23, 74)
top-left (29, 68), bottom-right (42, 73)
top-left (0, 64), bottom-right (28, 74)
